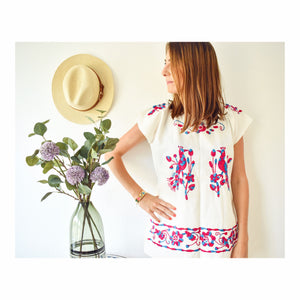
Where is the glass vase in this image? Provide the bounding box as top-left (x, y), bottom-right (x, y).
top-left (70, 201), bottom-right (106, 258)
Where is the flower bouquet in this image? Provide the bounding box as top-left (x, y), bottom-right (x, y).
top-left (26, 110), bottom-right (119, 258)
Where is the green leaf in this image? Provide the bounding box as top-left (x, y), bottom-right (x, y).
top-left (91, 162), bottom-right (100, 172)
top-left (84, 132), bottom-right (95, 142)
top-left (95, 109), bottom-right (106, 114)
top-left (79, 145), bottom-right (89, 159)
top-left (38, 180), bottom-right (48, 184)
top-left (56, 142), bottom-right (68, 151)
top-left (86, 116), bottom-right (95, 123)
top-left (99, 148), bottom-right (113, 154)
top-left (100, 119), bottom-right (111, 132)
top-left (78, 183), bottom-right (91, 195)
top-left (34, 122), bottom-right (47, 136)
top-left (53, 159), bottom-right (62, 167)
top-left (104, 138), bottom-right (119, 150)
top-left (101, 156), bottom-right (114, 165)
top-left (71, 156), bottom-right (81, 164)
top-left (95, 133), bottom-right (105, 142)
top-left (42, 120), bottom-right (50, 124)
top-left (28, 133), bottom-right (36, 137)
top-left (32, 149), bottom-right (39, 157)
top-left (90, 148), bottom-right (98, 159)
top-left (43, 161), bottom-right (54, 174)
top-left (94, 127), bottom-right (101, 135)
top-left (26, 155), bottom-right (39, 166)
top-left (56, 142), bottom-right (69, 157)
top-left (63, 137), bottom-right (78, 151)
top-left (48, 174), bottom-right (62, 187)
top-left (65, 180), bottom-right (76, 191)
top-left (41, 192), bottom-right (53, 201)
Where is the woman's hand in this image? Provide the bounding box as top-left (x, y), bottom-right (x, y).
top-left (230, 239), bottom-right (248, 258)
top-left (138, 193), bottom-right (177, 223)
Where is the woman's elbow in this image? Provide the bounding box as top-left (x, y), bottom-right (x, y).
top-left (231, 174), bottom-right (249, 187)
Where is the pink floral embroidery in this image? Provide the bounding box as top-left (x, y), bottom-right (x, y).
top-left (173, 119), bottom-right (225, 135)
top-left (209, 147), bottom-right (232, 197)
top-left (225, 103), bottom-right (242, 114)
top-left (147, 103), bottom-right (167, 115)
top-left (148, 219), bottom-right (238, 253)
top-left (166, 146), bottom-right (195, 200)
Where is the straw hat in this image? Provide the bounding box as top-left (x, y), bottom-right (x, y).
top-left (52, 54), bottom-right (114, 124)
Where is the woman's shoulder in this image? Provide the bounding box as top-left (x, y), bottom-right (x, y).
top-left (223, 102), bottom-right (253, 144)
top-left (144, 101), bottom-right (171, 117)
top-left (224, 103), bottom-right (244, 115)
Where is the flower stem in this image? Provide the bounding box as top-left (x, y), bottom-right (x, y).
top-left (55, 188), bottom-right (78, 200)
top-left (79, 202), bottom-right (88, 257)
top-left (86, 209), bottom-right (98, 251)
top-left (85, 208), bottom-right (103, 241)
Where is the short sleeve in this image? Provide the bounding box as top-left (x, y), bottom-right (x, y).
top-left (226, 104), bottom-right (253, 144)
top-left (136, 104), bottom-right (164, 144)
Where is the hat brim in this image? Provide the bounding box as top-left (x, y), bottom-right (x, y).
top-left (52, 54), bottom-right (114, 124)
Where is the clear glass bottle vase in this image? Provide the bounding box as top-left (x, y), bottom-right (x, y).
top-left (70, 201), bottom-right (106, 258)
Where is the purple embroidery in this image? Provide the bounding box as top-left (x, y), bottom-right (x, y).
top-left (148, 219), bottom-right (238, 253)
top-left (147, 103), bottom-right (167, 115)
top-left (173, 119), bottom-right (225, 135)
top-left (209, 147), bottom-right (232, 197)
top-left (225, 103), bottom-right (242, 114)
top-left (166, 146), bottom-right (195, 200)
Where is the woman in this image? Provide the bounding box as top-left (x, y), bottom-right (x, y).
top-left (104, 42), bottom-right (252, 258)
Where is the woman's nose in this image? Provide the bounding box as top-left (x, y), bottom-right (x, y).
top-left (162, 65), bottom-right (170, 77)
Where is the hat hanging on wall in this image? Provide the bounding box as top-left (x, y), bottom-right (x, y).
top-left (52, 54), bottom-right (114, 124)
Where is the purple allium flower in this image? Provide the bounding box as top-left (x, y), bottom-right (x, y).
top-left (40, 141), bottom-right (60, 161)
top-left (90, 167), bottom-right (109, 186)
top-left (66, 166), bottom-right (85, 185)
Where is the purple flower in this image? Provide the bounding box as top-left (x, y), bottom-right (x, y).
top-left (66, 166), bottom-right (85, 185)
top-left (90, 167), bottom-right (109, 185)
top-left (40, 142), bottom-right (60, 161)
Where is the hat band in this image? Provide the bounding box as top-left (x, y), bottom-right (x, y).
top-left (71, 70), bottom-right (104, 112)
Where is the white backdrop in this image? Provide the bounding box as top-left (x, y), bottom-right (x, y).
top-left (15, 42), bottom-right (284, 258)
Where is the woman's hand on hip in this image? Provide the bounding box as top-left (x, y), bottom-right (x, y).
top-left (138, 193), bottom-right (176, 222)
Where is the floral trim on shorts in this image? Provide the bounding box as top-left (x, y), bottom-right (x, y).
top-left (148, 219), bottom-right (238, 253)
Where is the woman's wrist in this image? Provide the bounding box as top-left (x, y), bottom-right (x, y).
top-left (135, 189), bottom-right (147, 204)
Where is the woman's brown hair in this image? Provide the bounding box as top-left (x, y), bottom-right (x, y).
top-left (166, 42), bottom-right (226, 133)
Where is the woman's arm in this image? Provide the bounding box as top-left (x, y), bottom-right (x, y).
top-left (230, 137), bottom-right (249, 258)
top-left (104, 123), bottom-right (146, 199)
top-left (104, 123), bottom-right (176, 222)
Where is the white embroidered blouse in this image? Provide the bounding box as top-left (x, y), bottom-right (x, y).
top-left (136, 101), bottom-right (252, 258)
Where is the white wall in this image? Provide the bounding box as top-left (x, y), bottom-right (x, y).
top-left (15, 42), bottom-right (284, 258)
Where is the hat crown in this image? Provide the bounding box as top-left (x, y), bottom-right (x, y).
top-left (62, 64), bottom-right (99, 111)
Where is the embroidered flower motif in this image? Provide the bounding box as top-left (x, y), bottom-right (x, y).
top-left (209, 147), bottom-right (232, 197)
top-left (148, 220), bottom-right (238, 253)
top-left (147, 103), bottom-right (167, 115)
top-left (166, 146), bottom-right (195, 200)
top-left (40, 141), bottom-right (60, 161)
top-left (90, 166), bottom-right (109, 185)
top-left (170, 231), bottom-right (184, 246)
top-left (66, 166), bottom-right (85, 186)
top-left (225, 103), bottom-right (242, 114)
top-left (173, 119), bottom-right (225, 135)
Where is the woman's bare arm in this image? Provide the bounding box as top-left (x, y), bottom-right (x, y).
top-left (104, 123), bottom-right (177, 222)
top-left (104, 123), bottom-right (146, 199)
top-left (230, 137), bottom-right (249, 257)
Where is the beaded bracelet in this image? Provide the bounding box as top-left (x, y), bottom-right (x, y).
top-left (135, 190), bottom-right (146, 204)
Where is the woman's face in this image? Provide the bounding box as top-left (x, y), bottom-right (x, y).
top-left (162, 50), bottom-right (178, 94)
